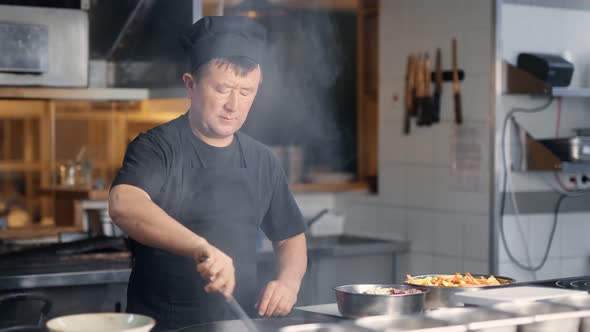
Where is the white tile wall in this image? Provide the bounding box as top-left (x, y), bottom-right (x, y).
top-left (334, 0), bottom-right (494, 277)
top-left (433, 215), bottom-right (464, 257)
top-left (407, 210), bottom-right (436, 253)
top-left (404, 253), bottom-right (434, 276)
top-left (464, 259), bottom-right (490, 275)
top-left (378, 164), bottom-right (407, 206)
top-left (432, 167), bottom-right (490, 213)
top-left (535, 259), bottom-right (563, 280)
top-left (560, 214), bottom-right (590, 258)
top-left (432, 256), bottom-right (465, 274)
top-left (406, 166), bottom-right (436, 209)
top-left (375, 207), bottom-right (407, 240)
top-left (463, 216), bottom-right (491, 260)
top-left (562, 258), bottom-right (590, 276)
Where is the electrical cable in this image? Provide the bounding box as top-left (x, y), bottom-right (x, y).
top-left (499, 97), bottom-right (556, 272)
top-left (500, 96), bottom-right (590, 273)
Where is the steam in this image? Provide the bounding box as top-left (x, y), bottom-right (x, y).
top-left (242, 6), bottom-right (357, 175)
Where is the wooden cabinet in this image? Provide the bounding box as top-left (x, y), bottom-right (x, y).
top-left (0, 98), bottom-right (186, 231)
top-left (357, 0), bottom-right (379, 188)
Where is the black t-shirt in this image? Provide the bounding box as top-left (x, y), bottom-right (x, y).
top-left (111, 113), bottom-right (305, 326)
top-left (112, 113), bottom-right (305, 243)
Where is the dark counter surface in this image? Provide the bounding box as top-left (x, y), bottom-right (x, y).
top-left (0, 235), bottom-right (410, 291)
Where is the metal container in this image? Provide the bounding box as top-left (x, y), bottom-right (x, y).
top-left (355, 315), bottom-right (467, 332)
top-left (334, 284), bottom-right (428, 319)
top-left (404, 274), bottom-right (515, 309)
top-left (492, 301), bottom-right (583, 332)
top-left (279, 323), bottom-right (376, 332)
top-left (425, 307), bottom-right (532, 332)
top-left (546, 294), bottom-right (590, 332)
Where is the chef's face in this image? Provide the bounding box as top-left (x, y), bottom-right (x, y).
top-left (183, 60), bottom-right (261, 140)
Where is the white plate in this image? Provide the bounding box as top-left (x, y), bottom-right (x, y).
top-left (46, 313), bottom-right (155, 332)
top-left (452, 286), bottom-right (588, 306)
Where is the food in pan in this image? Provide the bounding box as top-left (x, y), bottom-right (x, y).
top-left (363, 287), bottom-right (423, 295)
top-left (405, 273), bottom-right (505, 287)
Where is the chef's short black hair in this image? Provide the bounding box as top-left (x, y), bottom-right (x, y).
top-left (181, 16), bottom-right (266, 75)
top-left (192, 56), bottom-right (260, 82)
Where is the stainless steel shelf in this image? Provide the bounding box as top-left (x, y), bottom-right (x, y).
top-left (0, 87), bottom-right (149, 101)
top-left (515, 128), bottom-right (590, 172)
top-left (551, 87), bottom-right (590, 98)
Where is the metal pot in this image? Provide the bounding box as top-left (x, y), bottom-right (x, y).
top-left (404, 274), bottom-right (515, 309)
top-left (333, 284), bottom-right (428, 319)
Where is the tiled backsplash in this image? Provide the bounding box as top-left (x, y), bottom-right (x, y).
top-left (335, 0), bottom-right (494, 278)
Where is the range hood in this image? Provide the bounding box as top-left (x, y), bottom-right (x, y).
top-left (0, 0), bottom-right (193, 91)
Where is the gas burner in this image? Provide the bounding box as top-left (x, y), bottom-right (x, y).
top-left (555, 278), bottom-right (590, 291)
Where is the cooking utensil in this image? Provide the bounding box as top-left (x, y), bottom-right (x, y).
top-left (492, 301), bottom-right (583, 332)
top-left (423, 52), bottom-right (434, 126)
top-left (198, 255), bottom-right (259, 332)
top-left (403, 54), bottom-right (416, 134)
top-left (433, 48), bottom-right (443, 123)
top-left (46, 313), bottom-right (155, 332)
top-left (425, 306), bottom-right (532, 332)
top-left (355, 315), bottom-right (466, 332)
top-left (404, 274), bottom-right (515, 309)
top-left (415, 54), bottom-right (425, 126)
top-left (333, 284), bottom-right (428, 319)
top-left (452, 38), bottom-right (463, 124)
top-left (227, 295), bottom-right (260, 332)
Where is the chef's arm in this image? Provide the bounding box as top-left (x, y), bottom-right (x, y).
top-left (109, 184), bottom-right (208, 257)
top-left (257, 233), bottom-right (307, 317)
top-left (273, 233), bottom-right (307, 292)
top-left (110, 184), bottom-right (237, 297)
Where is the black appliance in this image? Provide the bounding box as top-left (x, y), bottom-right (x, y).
top-left (517, 53), bottom-right (574, 87)
top-left (525, 275), bottom-right (590, 292)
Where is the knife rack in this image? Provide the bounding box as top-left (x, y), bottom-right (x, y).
top-left (430, 70), bottom-right (465, 82)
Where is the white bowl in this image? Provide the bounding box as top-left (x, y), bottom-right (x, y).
top-left (46, 313), bottom-right (155, 332)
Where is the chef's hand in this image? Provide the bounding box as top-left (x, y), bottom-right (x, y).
top-left (193, 241), bottom-right (235, 299)
top-left (256, 280), bottom-right (298, 317)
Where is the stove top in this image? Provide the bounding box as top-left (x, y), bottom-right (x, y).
top-left (526, 275), bottom-right (590, 292)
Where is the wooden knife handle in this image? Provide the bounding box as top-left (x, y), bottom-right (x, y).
top-left (454, 93), bottom-right (463, 125)
top-left (424, 53), bottom-right (432, 97)
top-left (405, 55), bottom-right (416, 117)
top-left (435, 48), bottom-right (443, 94)
top-left (452, 38), bottom-right (460, 94)
top-left (415, 54), bottom-right (425, 97)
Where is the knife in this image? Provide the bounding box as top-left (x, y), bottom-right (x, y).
top-left (415, 54), bottom-right (425, 126)
top-left (433, 48), bottom-right (443, 123)
top-left (403, 54), bottom-right (416, 134)
top-left (423, 53), bottom-right (434, 126)
top-left (452, 38), bottom-right (463, 125)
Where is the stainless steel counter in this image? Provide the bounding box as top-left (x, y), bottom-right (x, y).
top-left (0, 236), bottom-right (409, 291)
